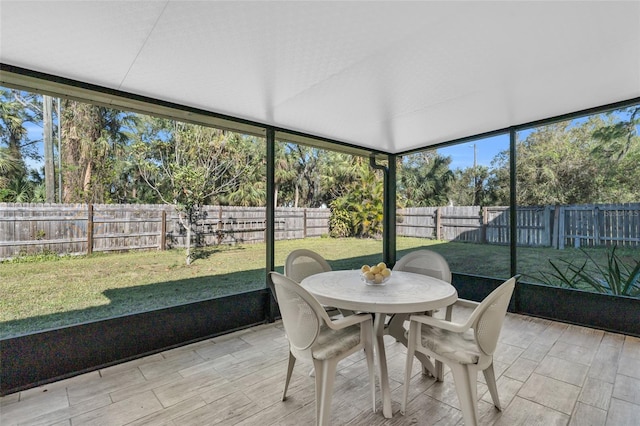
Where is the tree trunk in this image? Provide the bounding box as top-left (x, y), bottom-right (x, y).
top-left (60, 100), bottom-right (102, 203)
top-left (43, 95), bottom-right (55, 202)
top-left (274, 185), bottom-right (279, 208)
top-left (185, 221), bottom-right (192, 265)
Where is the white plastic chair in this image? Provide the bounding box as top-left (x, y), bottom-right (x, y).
top-left (401, 276), bottom-right (518, 426)
top-left (392, 249), bottom-right (452, 282)
top-left (284, 249), bottom-right (332, 284)
top-left (284, 249), bottom-right (347, 317)
top-left (387, 250), bottom-right (452, 342)
top-left (270, 272), bottom-right (377, 426)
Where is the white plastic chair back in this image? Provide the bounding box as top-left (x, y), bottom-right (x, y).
top-left (285, 249), bottom-right (332, 283)
top-left (471, 277), bottom-right (516, 356)
top-left (393, 249), bottom-right (451, 283)
top-left (270, 271), bottom-right (328, 360)
top-left (387, 250), bottom-right (452, 345)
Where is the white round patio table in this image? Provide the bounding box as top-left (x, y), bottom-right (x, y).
top-left (301, 269), bottom-right (457, 419)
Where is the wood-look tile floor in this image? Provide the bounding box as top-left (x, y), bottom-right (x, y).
top-left (2, 310), bottom-right (639, 425)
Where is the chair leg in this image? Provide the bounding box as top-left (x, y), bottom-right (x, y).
top-left (483, 363), bottom-right (501, 410)
top-left (445, 305), bottom-right (453, 321)
top-left (387, 313), bottom-right (408, 343)
top-left (282, 351), bottom-right (296, 401)
top-left (449, 363), bottom-right (479, 426)
top-left (313, 358), bottom-right (338, 426)
top-left (401, 321), bottom-right (418, 415)
top-left (339, 308), bottom-right (355, 317)
top-left (435, 360), bottom-right (445, 381)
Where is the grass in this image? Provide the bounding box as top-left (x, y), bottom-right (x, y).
top-left (1, 237), bottom-right (637, 338)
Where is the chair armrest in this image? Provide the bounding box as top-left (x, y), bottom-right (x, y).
top-left (409, 313), bottom-right (470, 334)
top-left (452, 298), bottom-right (479, 309)
top-left (328, 313), bottom-right (373, 330)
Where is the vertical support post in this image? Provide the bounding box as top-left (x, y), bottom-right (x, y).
top-left (160, 210), bottom-right (167, 250)
top-left (265, 128), bottom-right (276, 322)
top-left (509, 127), bottom-right (517, 279)
top-left (57, 98), bottom-right (62, 203)
top-left (87, 204), bottom-right (93, 255)
top-left (387, 154), bottom-right (397, 267)
top-left (370, 153), bottom-right (396, 267)
top-left (435, 208), bottom-right (442, 240)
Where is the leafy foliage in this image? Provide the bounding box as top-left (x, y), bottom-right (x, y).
top-left (449, 165), bottom-right (491, 206)
top-left (398, 152), bottom-right (454, 207)
top-left (328, 208), bottom-right (351, 238)
top-left (133, 121), bottom-right (252, 264)
top-left (330, 159), bottom-right (384, 238)
top-left (533, 246), bottom-right (640, 297)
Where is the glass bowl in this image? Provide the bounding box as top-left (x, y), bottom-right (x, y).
top-left (361, 272), bottom-right (391, 286)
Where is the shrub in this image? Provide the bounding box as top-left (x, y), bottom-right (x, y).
top-left (533, 246), bottom-right (640, 297)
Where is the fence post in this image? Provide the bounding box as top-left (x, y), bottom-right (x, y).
top-left (160, 210), bottom-right (167, 250)
top-left (557, 206), bottom-right (565, 250)
top-left (87, 204), bottom-right (93, 255)
top-left (593, 205), bottom-right (600, 246)
top-left (543, 206), bottom-right (551, 247)
top-left (481, 207), bottom-right (488, 243)
top-left (551, 205), bottom-right (559, 249)
top-left (435, 208), bottom-right (441, 240)
top-left (303, 208), bottom-right (307, 238)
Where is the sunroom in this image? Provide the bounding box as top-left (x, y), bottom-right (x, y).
top-left (1, 1), bottom-right (639, 424)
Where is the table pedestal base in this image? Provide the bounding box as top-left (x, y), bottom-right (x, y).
top-left (375, 313), bottom-right (441, 418)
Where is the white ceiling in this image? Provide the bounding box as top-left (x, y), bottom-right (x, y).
top-left (1, 1), bottom-right (639, 154)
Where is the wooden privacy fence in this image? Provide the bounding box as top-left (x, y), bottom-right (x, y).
top-left (1, 203), bottom-right (639, 259)
top-left (0, 203), bottom-right (331, 259)
top-left (398, 203), bottom-right (640, 248)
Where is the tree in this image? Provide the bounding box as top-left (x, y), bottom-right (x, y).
top-left (398, 151), bottom-right (454, 207)
top-left (289, 145), bottom-right (327, 208)
top-left (42, 95), bottom-right (55, 202)
top-left (590, 107), bottom-right (640, 203)
top-left (486, 111), bottom-right (640, 207)
top-left (0, 147), bottom-right (20, 189)
top-left (59, 100), bottom-right (131, 203)
top-left (484, 152), bottom-right (510, 206)
top-left (273, 142), bottom-right (298, 207)
top-left (330, 158), bottom-right (384, 238)
top-left (449, 165), bottom-right (491, 206)
top-left (0, 88), bottom-right (28, 186)
top-left (318, 151), bottom-right (361, 203)
top-left (134, 121), bottom-right (249, 264)
top-left (223, 135), bottom-right (266, 207)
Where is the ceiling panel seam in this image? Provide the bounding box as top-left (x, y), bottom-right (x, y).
top-left (118, 0), bottom-right (171, 90)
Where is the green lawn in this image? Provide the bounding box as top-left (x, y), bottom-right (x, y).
top-left (1, 237), bottom-right (637, 338)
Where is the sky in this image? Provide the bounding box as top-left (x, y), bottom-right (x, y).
top-left (439, 134), bottom-right (510, 171)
